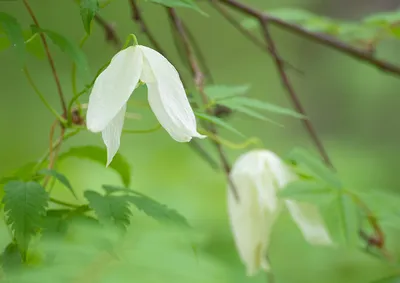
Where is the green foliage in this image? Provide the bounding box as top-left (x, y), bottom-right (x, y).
top-left (288, 147), bottom-right (342, 189)
top-left (146, 0), bottom-right (207, 16)
top-left (0, 12), bottom-right (25, 65)
top-left (371, 275), bottom-right (400, 283)
top-left (31, 25), bottom-right (89, 78)
top-left (80, 0), bottom-right (100, 34)
top-left (103, 185), bottom-right (190, 227)
top-left (205, 85), bottom-right (305, 124)
top-left (338, 193), bottom-right (359, 246)
top-left (3, 181), bottom-right (48, 259)
top-left (242, 8), bottom-right (400, 44)
top-left (59, 146), bottom-right (131, 187)
top-left (278, 180), bottom-right (335, 205)
top-left (36, 169), bottom-right (77, 199)
top-left (195, 111), bottom-right (245, 137)
top-left (85, 190), bottom-right (132, 231)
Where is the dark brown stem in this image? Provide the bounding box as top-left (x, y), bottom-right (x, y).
top-left (128, 0), bottom-right (166, 55)
top-left (23, 0), bottom-right (67, 115)
top-left (94, 15), bottom-right (121, 48)
top-left (259, 19), bottom-right (333, 168)
top-left (218, 0), bottom-right (400, 77)
top-left (167, 8), bottom-right (239, 201)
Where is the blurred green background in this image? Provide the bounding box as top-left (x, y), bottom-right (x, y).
top-left (1, 0), bottom-right (400, 282)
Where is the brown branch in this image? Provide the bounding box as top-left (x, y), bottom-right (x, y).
top-left (218, 0), bottom-right (400, 77)
top-left (167, 8), bottom-right (239, 201)
top-left (260, 19), bottom-right (333, 167)
top-left (94, 15), bottom-right (121, 48)
top-left (128, 0), bottom-right (166, 55)
top-left (23, 0), bottom-right (67, 115)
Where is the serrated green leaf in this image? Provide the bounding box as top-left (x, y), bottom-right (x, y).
top-left (147, 0), bottom-right (207, 16)
top-left (85, 190), bottom-right (132, 231)
top-left (31, 26), bottom-right (89, 78)
top-left (102, 185), bottom-right (190, 227)
top-left (59, 146), bottom-right (131, 187)
top-left (80, 0), bottom-right (99, 34)
top-left (279, 180), bottom-right (335, 205)
top-left (37, 169), bottom-right (77, 199)
top-left (0, 12), bottom-right (25, 65)
top-left (3, 181), bottom-right (49, 259)
top-left (204, 84), bottom-right (251, 101)
top-left (338, 193), bottom-right (359, 246)
top-left (195, 111), bottom-right (245, 137)
top-left (288, 147), bottom-right (342, 189)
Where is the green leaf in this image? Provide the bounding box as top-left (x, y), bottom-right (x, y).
top-left (279, 180), bottom-right (335, 205)
top-left (0, 34), bottom-right (10, 51)
top-left (37, 169), bottom-right (77, 199)
top-left (223, 102), bottom-right (283, 126)
top-left (23, 29), bottom-right (45, 59)
top-left (3, 181), bottom-right (49, 258)
top-left (288, 147), bottom-right (342, 189)
top-left (370, 275), bottom-right (400, 283)
top-left (338, 193), bottom-right (359, 247)
top-left (146, 0), bottom-right (207, 16)
top-left (0, 161), bottom-right (38, 185)
top-left (59, 146), bottom-right (131, 187)
top-left (80, 0), bottom-right (99, 34)
top-left (0, 12), bottom-right (25, 65)
top-left (231, 97), bottom-right (306, 119)
top-left (31, 26), bottom-right (90, 78)
top-left (204, 84), bottom-right (251, 101)
top-left (363, 10), bottom-right (400, 26)
top-left (0, 243), bottom-right (22, 273)
top-left (195, 111), bottom-right (245, 137)
top-left (102, 185), bottom-right (190, 227)
top-left (85, 190), bottom-right (132, 231)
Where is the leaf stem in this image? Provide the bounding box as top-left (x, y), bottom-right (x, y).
top-left (23, 67), bottom-right (66, 124)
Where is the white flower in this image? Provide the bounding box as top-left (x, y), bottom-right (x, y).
top-left (86, 45), bottom-right (206, 165)
top-left (228, 150), bottom-right (331, 276)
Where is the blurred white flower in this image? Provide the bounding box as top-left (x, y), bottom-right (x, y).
top-left (86, 45), bottom-right (205, 165)
top-left (228, 149), bottom-right (331, 276)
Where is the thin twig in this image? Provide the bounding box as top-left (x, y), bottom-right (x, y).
top-left (210, 0), bottom-right (303, 75)
top-left (218, 0), bottom-right (400, 77)
top-left (23, 0), bottom-right (67, 115)
top-left (167, 8), bottom-right (239, 201)
top-left (94, 15), bottom-right (121, 48)
top-left (259, 19), bottom-right (333, 168)
top-left (43, 121), bottom-right (65, 188)
top-left (128, 0), bottom-right (166, 55)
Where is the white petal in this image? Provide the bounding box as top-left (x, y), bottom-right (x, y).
top-left (228, 152), bottom-right (282, 276)
top-left (138, 45), bottom-right (205, 142)
top-left (101, 105), bottom-right (126, 166)
top-left (86, 46), bottom-right (143, 132)
top-left (285, 200), bottom-right (332, 245)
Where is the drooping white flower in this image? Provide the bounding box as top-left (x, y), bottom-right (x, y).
top-left (86, 44), bottom-right (206, 165)
top-left (228, 150), bottom-right (331, 276)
